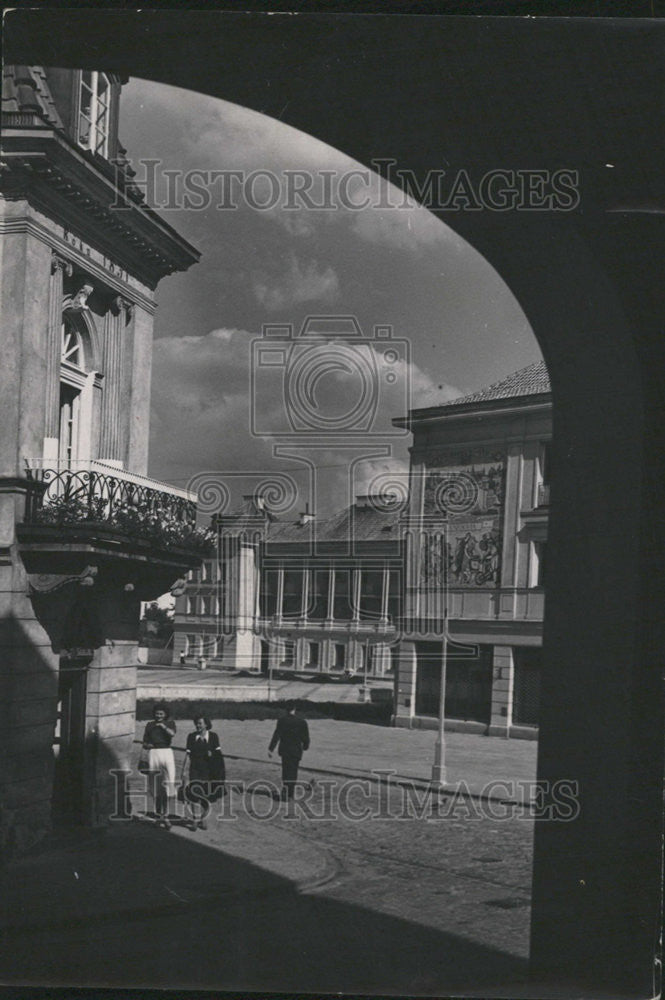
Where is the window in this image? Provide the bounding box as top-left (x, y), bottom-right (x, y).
top-left (332, 643), bottom-right (346, 671)
top-left (78, 71), bottom-right (111, 157)
top-left (307, 642), bottom-right (320, 668)
top-left (283, 570), bottom-right (303, 617)
top-left (58, 384), bottom-right (80, 470)
top-left (185, 595), bottom-right (194, 616)
top-left (540, 442), bottom-right (552, 486)
top-left (281, 641), bottom-right (295, 667)
top-left (513, 647), bottom-right (541, 726)
top-left (387, 570), bottom-right (401, 624)
top-left (61, 318), bottom-right (83, 368)
top-left (260, 569), bottom-right (279, 619)
top-left (445, 648), bottom-right (493, 724)
top-left (415, 642), bottom-right (492, 723)
top-left (308, 570), bottom-right (329, 621)
top-left (360, 570), bottom-right (383, 621)
top-left (333, 570), bottom-right (353, 621)
top-left (530, 541), bottom-right (547, 588)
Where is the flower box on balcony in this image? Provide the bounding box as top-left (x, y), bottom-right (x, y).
top-left (22, 460), bottom-right (216, 556)
top-left (18, 461), bottom-right (215, 601)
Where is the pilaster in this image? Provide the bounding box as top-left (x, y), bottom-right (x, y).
top-left (488, 644), bottom-right (514, 736)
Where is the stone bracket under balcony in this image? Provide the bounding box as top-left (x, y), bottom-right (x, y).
top-left (17, 521), bottom-right (203, 603)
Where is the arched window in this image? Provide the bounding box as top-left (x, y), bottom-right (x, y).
top-left (58, 313), bottom-right (91, 469)
top-left (61, 317), bottom-right (83, 368)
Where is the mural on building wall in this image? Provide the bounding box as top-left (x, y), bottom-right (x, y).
top-left (421, 448), bottom-right (505, 588)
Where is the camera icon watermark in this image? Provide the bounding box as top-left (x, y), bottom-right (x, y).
top-left (250, 316), bottom-right (410, 439)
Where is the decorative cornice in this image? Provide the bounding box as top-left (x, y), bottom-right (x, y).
top-left (0, 217), bottom-right (157, 315)
top-left (1, 127), bottom-right (200, 287)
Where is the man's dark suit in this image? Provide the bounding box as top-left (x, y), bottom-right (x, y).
top-left (269, 712), bottom-right (310, 798)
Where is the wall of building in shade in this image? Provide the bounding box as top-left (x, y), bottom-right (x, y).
top-left (174, 362), bottom-right (552, 740)
top-left (0, 65), bottom-right (199, 854)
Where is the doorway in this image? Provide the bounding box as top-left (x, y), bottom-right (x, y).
top-left (52, 657), bottom-right (89, 825)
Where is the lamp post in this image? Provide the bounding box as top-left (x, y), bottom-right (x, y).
top-left (266, 615), bottom-right (277, 703)
top-left (431, 632), bottom-right (448, 786)
top-left (431, 514), bottom-right (449, 788)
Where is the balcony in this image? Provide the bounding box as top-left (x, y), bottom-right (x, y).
top-left (18, 459), bottom-right (214, 599)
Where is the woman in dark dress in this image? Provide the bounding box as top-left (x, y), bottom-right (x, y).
top-left (180, 716), bottom-right (225, 831)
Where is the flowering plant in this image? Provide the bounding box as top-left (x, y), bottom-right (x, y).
top-left (34, 492), bottom-right (216, 555)
top-left (34, 494), bottom-right (108, 525)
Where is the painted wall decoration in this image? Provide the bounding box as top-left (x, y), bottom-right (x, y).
top-left (420, 448), bottom-right (505, 588)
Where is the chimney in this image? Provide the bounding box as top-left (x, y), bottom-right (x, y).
top-left (355, 492), bottom-right (401, 511)
top-left (243, 493), bottom-right (265, 512)
top-left (299, 502), bottom-right (315, 526)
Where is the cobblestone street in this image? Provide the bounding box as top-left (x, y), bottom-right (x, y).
top-left (1, 723), bottom-right (536, 994)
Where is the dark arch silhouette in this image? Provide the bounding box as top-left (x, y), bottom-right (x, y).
top-left (5, 10), bottom-right (664, 996)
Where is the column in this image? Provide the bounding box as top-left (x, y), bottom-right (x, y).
top-left (84, 641), bottom-right (138, 824)
top-left (380, 565), bottom-right (390, 626)
top-left (45, 254), bottom-right (73, 445)
top-left (326, 567), bottom-right (335, 629)
top-left (393, 640), bottom-right (417, 726)
top-left (99, 298), bottom-right (131, 462)
top-left (276, 567), bottom-right (284, 624)
top-left (488, 645), bottom-right (513, 737)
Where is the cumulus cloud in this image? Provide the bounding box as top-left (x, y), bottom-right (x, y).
top-left (253, 256), bottom-right (340, 310)
top-left (149, 327), bottom-right (459, 516)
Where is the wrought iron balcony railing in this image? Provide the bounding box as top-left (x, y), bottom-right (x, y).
top-left (22, 459), bottom-right (213, 554)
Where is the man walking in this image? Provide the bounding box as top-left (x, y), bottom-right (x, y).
top-left (268, 701), bottom-right (310, 800)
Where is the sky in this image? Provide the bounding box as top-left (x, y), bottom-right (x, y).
top-left (120, 79), bottom-right (542, 519)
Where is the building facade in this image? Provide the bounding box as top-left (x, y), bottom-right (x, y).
top-left (174, 494), bottom-right (403, 678)
top-left (0, 66), bottom-right (203, 853)
top-left (393, 360), bottom-right (551, 739)
top-left (175, 361), bottom-right (550, 741)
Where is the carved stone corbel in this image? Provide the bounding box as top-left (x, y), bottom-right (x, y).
top-left (68, 283), bottom-right (94, 312)
top-left (28, 564), bottom-right (98, 594)
top-left (51, 252), bottom-right (74, 278)
top-left (110, 295), bottom-right (134, 321)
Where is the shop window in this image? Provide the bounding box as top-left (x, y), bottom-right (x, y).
top-left (513, 647), bottom-right (541, 726)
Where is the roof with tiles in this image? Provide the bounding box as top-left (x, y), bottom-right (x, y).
top-left (213, 495), bottom-right (404, 545)
top-left (268, 500), bottom-right (403, 544)
top-left (2, 66), bottom-right (64, 129)
top-left (446, 360), bottom-right (551, 406)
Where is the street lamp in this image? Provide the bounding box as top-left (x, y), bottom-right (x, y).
top-left (430, 515), bottom-right (449, 789)
top-left (431, 631), bottom-right (448, 787)
top-left (266, 614), bottom-right (278, 703)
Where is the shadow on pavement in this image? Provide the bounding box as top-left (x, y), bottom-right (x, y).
top-left (0, 816), bottom-right (528, 996)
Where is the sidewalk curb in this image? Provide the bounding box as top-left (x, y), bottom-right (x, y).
top-left (131, 740), bottom-right (534, 808)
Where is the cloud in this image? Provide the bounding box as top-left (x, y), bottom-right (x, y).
top-left (149, 327), bottom-right (459, 515)
top-left (123, 79), bottom-right (469, 257)
top-left (253, 256), bottom-right (340, 310)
